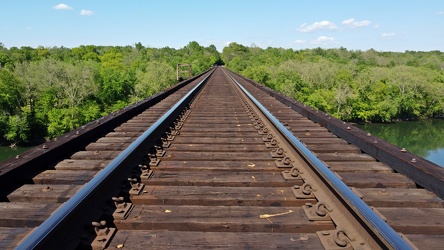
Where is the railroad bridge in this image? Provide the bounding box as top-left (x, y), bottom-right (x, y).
top-left (1, 67), bottom-right (443, 249)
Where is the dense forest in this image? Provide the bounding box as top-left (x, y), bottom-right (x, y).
top-left (222, 43), bottom-right (444, 123)
top-left (0, 41), bottom-right (221, 145)
top-left (0, 41), bottom-right (443, 145)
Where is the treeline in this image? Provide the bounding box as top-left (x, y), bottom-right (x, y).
top-left (222, 43), bottom-right (444, 123)
top-left (0, 41), bottom-right (221, 145)
top-left (1, 41), bottom-right (443, 145)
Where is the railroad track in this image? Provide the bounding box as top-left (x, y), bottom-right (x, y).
top-left (1, 67), bottom-right (443, 249)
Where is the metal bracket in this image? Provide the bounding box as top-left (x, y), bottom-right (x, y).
top-left (140, 167), bottom-right (154, 180)
top-left (148, 153), bottom-right (160, 167)
top-left (258, 127), bottom-right (269, 135)
top-left (128, 178), bottom-right (145, 195)
top-left (275, 157), bottom-right (294, 168)
top-left (317, 229), bottom-right (358, 250)
top-left (160, 138), bottom-right (171, 148)
top-left (174, 121), bottom-right (183, 130)
top-left (262, 133), bottom-right (274, 142)
top-left (265, 139), bottom-right (279, 148)
top-left (303, 201), bottom-right (333, 221)
top-left (165, 132), bottom-right (175, 141)
top-left (112, 197), bottom-right (134, 220)
top-left (91, 221), bottom-right (117, 250)
top-left (154, 145), bottom-right (166, 157)
top-left (282, 166), bottom-right (303, 180)
top-left (292, 183), bottom-right (316, 199)
top-left (270, 148), bottom-right (285, 158)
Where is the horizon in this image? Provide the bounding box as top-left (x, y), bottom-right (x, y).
top-left (1, 1), bottom-right (443, 52)
top-left (1, 41), bottom-right (443, 54)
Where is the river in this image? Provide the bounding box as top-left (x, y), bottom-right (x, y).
top-left (357, 119), bottom-right (444, 167)
top-left (0, 145), bottom-right (33, 163)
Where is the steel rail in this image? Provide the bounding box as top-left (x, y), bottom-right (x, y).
top-left (227, 72), bottom-right (412, 250)
top-left (16, 69), bottom-right (215, 250)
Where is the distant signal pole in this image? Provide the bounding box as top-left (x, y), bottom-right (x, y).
top-left (176, 64), bottom-right (192, 81)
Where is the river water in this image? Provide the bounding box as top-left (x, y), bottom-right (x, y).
top-left (357, 119), bottom-right (444, 167)
top-left (0, 145), bottom-right (33, 163)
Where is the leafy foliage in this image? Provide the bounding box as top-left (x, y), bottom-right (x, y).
top-left (0, 41), bottom-right (221, 144)
top-left (222, 47), bottom-right (444, 123)
top-left (0, 41), bottom-right (442, 145)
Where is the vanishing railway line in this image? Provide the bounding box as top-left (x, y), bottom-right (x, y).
top-left (1, 67), bottom-right (444, 249)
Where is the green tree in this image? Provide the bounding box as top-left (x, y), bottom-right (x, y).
top-left (135, 61), bottom-right (175, 98)
top-left (0, 69), bottom-right (22, 114)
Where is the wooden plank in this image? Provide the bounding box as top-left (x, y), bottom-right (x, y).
top-left (0, 227), bottom-right (32, 250)
top-left (167, 144), bottom-right (269, 152)
top-left (179, 127), bottom-right (257, 132)
top-left (287, 127), bottom-right (328, 132)
top-left (317, 153), bottom-right (376, 162)
top-left (406, 234), bottom-right (444, 249)
top-left (161, 152), bottom-right (274, 161)
top-left (283, 119), bottom-right (320, 124)
top-left (95, 137), bottom-right (139, 144)
top-left (292, 131), bottom-right (338, 138)
top-left (340, 173), bottom-right (416, 188)
top-left (8, 184), bottom-right (82, 203)
top-left (104, 132), bottom-right (140, 137)
top-left (154, 160), bottom-right (277, 172)
top-left (114, 205), bottom-right (335, 233)
top-left (184, 119), bottom-right (253, 124)
top-left (70, 151), bottom-right (121, 160)
top-left (132, 186), bottom-right (313, 206)
top-left (85, 142), bottom-right (129, 151)
top-left (54, 159), bottom-right (110, 170)
top-left (33, 170), bottom-right (96, 185)
top-left (109, 230), bottom-right (323, 249)
top-left (298, 138), bottom-right (349, 145)
top-left (180, 123), bottom-right (254, 129)
top-left (0, 202), bottom-right (59, 227)
top-left (326, 162), bottom-right (392, 173)
top-left (186, 115), bottom-right (252, 119)
top-left (144, 171), bottom-right (302, 187)
top-left (306, 144), bottom-right (360, 153)
top-left (379, 207), bottom-right (444, 234)
top-left (178, 131), bottom-right (262, 138)
top-left (114, 127), bottom-right (150, 132)
top-left (172, 137), bottom-right (264, 144)
top-left (358, 188), bottom-right (444, 208)
top-left (188, 111), bottom-right (245, 115)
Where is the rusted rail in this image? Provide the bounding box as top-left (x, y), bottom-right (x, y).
top-left (1, 67), bottom-right (444, 249)
top-left (228, 73), bottom-right (410, 249)
top-left (15, 69), bottom-right (215, 249)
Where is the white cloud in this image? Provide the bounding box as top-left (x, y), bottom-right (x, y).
top-left (312, 36), bottom-right (336, 44)
top-left (294, 39), bottom-right (306, 44)
top-left (381, 32), bottom-right (395, 38)
top-left (52, 3), bottom-right (73, 10)
top-left (80, 10), bottom-right (94, 16)
top-left (438, 11), bottom-right (444, 15)
top-left (298, 21), bottom-right (337, 32)
top-left (342, 18), bottom-right (371, 28)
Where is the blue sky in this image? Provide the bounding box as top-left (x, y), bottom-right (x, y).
top-left (1, 0), bottom-right (443, 52)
